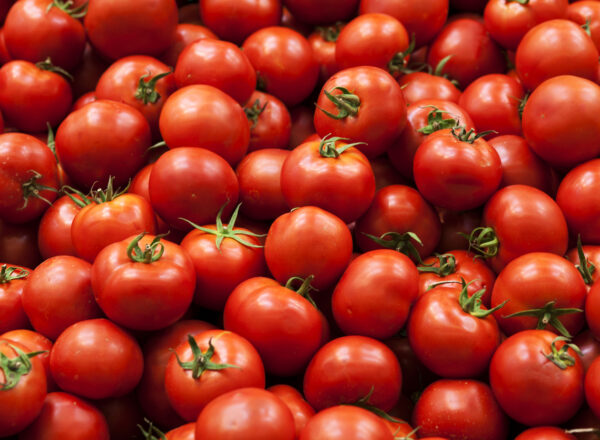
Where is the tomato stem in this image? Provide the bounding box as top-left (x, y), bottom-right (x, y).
top-left (417, 252), bottom-right (457, 276)
top-left (47, 0), bottom-right (88, 18)
top-left (317, 86), bottom-right (360, 120)
top-left (244, 99), bottom-right (268, 129)
top-left (126, 232), bottom-right (165, 264)
top-left (451, 126), bottom-right (496, 143)
top-left (346, 386), bottom-right (406, 423)
top-left (503, 300), bottom-right (583, 338)
top-left (285, 275), bottom-right (319, 309)
top-left (173, 335), bottom-right (240, 380)
top-left (20, 170), bottom-right (57, 210)
top-left (137, 418), bottom-right (167, 440)
top-left (416, 106), bottom-right (459, 135)
top-left (318, 133), bottom-right (366, 158)
top-left (575, 234), bottom-right (595, 285)
top-left (462, 226), bottom-right (499, 259)
top-left (0, 344), bottom-right (46, 391)
top-left (316, 22), bottom-right (343, 42)
top-left (458, 278), bottom-right (506, 318)
top-left (363, 231), bottom-right (424, 263)
top-left (0, 265), bottom-right (28, 284)
top-left (35, 57), bottom-right (73, 81)
top-left (388, 34), bottom-right (416, 75)
top-left (543, 336), bottom-right (582, 370)
top-left (134, 70), bottom-right (173, 105)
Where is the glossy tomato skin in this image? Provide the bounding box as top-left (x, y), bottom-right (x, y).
top-left (50, 319), bottom-right (144, 400)
top-left (568, 1), bottom-right (600, 52)
top-left (18, 392), bottom-right (110, 440)
top-left (194, 388), bottom-right (295, 440)
top-left (308, 27), bottom-right (340, 85)
top-left (0, 339), bottom-right (47, 437)
top-left (268, 384), bottom-right (315, 438)
top-left (165, 423), bottom-right (196, 440)
top-left (244, 91), bottom-right (292, 152)
top-left (566, 245), bottom-right (600, 291)
top-left (159, 85), bottom-right (250, 166)
top-left (515, 427), bottom-right (576, 440)
top-left (165, 330), bottom-right (265, 422)
top-left (84, 0), bottom-right (178, 60)
top-left (224, 277), bottom-right (326, 377)
top-left (242, 27), bottom-right (318, 107)
top-left (303, 335), bottom-right (402, 412)
top-left (490, 329), bottom-right (584, 426)
top-left (398, 72), bottom-right (461, 105)
top-left (413, 129), bottom-right (503, 211)
top-left (314, 66), bottom-right (407, 158)
top-left (300, 405), bottom-right (393, 440)
top-left (586, 356), bottom-right (600, 418)
top-left (412, 380), bottom-right (508, 440)
top-left (70, 194), bottom-right (157, 263)
top-left (281, 138), bottom-right (376, 223)
top-left (557, 159), bottom-right (600, 244)
top-left (264, 206), bottom-right (353, 290)
top-left (55, 100), bottom-right (150, 189)
top-left (149, 147), bottom-right (239, 231)
top-left (332, 250), bottom-right (419, 339)
top-left (161, 23), bottom-right (217, 68)
top-left (0, 265), bottom-right (30, 335)
top-left (481, 185), bottom-right (568, 273)
top-left (516, 19), bottom-right (598, 91)
top-left (37, 195), bottom-right (82, 259)
top-left (92, 234), bottom-right (196, 331)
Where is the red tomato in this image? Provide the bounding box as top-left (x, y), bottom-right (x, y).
top-left (568, 1), bottom-right (600, 52)
top-left (490, 330), bottom-right (585, 425)
top-left (283, 0), bottom-right (358, 25)
top-left (37, 194), bottom-right (81, 255)
top-left (165, 330), bottom-right (265, 421)
top-left (412, 380), bottom-right (508, 440)
top-left (264, 206), bottom-right (353, 290)
top-left (585, 356), bottom-right (600, 418)
top-left (161, 23), bottom-right (217, 68)
top-left (308, 24), bottom-right (341, 85)
top-left (398, 71), bottom-right (461, 105)
top-left (516, 19), bottom-right (598, 91)
top-left (244, 90), bottom-right (292, 152)
top-left (165, 423), bottom-right (196, 440)
top-left (50, 319), bottom-right (144, 399)
top-left (515, 427), bottom-right (576, 440)
top-left (332, 250), bottom-right (419, 339)
top-left (566, 241), bottom-right (600, 291)
top-left (268, 385), bottom-right (315, 438)
top-left (300, 405), bottom-right (394, 440)
top-left (194, 388), bottom-right (295, 440)
top-left (314, 66), bottom-right (407, 158)
top-left (0, 264), bottom-right (30, 334)
top-left (303, 335), bottom-right (402, 412)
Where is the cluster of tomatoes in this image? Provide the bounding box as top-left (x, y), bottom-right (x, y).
top-left (3, 0), bottom-right (600, 438)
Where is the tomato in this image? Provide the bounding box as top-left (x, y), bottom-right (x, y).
top-left (566, 241), bottom-right (600, 291)
top-left (242, 27), bottom-right (318, 107)
top-left (308, 24), bottom-right (341, 85)
top-left (412, 380), bottom-right (508, 440)
top-left (467, 185), bottom-right (568, 273)
top-left (413, 128), bottom-right (502, 211)
top-left (332, 250), bottom-right (418, 339)
top-left (161, 23), bottom-right (217, 68)
top-left (92, 233), bottom-right (195, 330)
top-left (516, 20), bottom-right (598, 91)
top-left (84, 0), bottom-right (178, 60)
top-left (0, 264), bottom-right (30, 334)
top-left (283, 0), bottom-right (358, 25)
top-left (314, 66), bottom-right (407, 158)
top-left (37, 195), bottom-right (81, 260)
top-left (427, 18), bottom-right (505, 87)
top-left (585, 356), bottom-right (600, 418)
top-left (484, 0), bottom-right (568, 51)
top-left (95, 55), bottom-right (176, 139)
top-left (3, 0), bottom-right (86, 71)
top-left (159, 85), bottom-right (250, 166)
top-left (149, 147), bottom-right (239, 231)
top-left (568, 1), bottom-right (600, 52)
top-left (244, 90), bottom-right (292, 152)
top-left (200, 0), bottom-right (281, 45)
top-left (165, 423), bottom-right (196, 440)
top-left (268, 385), bottom-right (315, 438)
top-left (398, 71), bottom-right (461, 105)
top-left (194, 388), bottom-right (295, 440)
top-left (18, 391), bottom-right (110, 440)
top-left (515, 427), bottom-right (576, 440)
top-left (487, 135), bottom-right (557, 195)
top-left (49, 318), bottom-right (143, 399)
top-left (303, 335), bottom-right (402, 412)
top-left (224, 276), bottom-right (326, 376)
top-left (490, 330), bottom-right (584, 426)
top-left (0, 339), bottom-right (47, 437)
top-left (264, 206), bottom-right (353, 290)
top-left (300, 405), bottom-right (393, 440)
top-left (557, 159), bottom-right (600, 244)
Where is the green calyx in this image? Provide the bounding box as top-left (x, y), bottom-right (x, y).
top-left (451, 126), bottom-right (496, 144)
top-left (394, 426), bottom-right (420, 440)
top-left (458, 279), bottom-right (506, 319)
top-left (174, 335), bottom-right (239, 380)
top-left (347, 387), bottom-right (406, 424)
top-left (317, 22), bottom-right (343, 42)
top-left (244, 99), bottom-right (268, 129)
top-left (46, 122), bottom-right (58, 160)
top-left (0, 264), bottom-right (28, 284)
top-left (127, 232), bottom-right (166, 264)
top-left (317, 86), bottom-right (360, 120)
top-left (462, 226), bottom-right (499, 259)
top-left (20, 170), bottom-right (56, 210)
top-left (417, 252), bottom-right (457, 276)
top-left (582, 19), bottom-right (592, 37)
top-left (416, 106), bottom-right (459, 135)
top-left (544, 336), bottom-right (582, 370)
top-left (506, 0), bottom-right (529, 4)
top-left (517, 93), bottom-right (529, 120)
top-left (504, 300), bottom-right (583, 338)
top-left (388, 34), bottom-right (416, 75)
top-left (62, 175), bottom-right (129, 208)
top-left (134, 70), bottom-right (173, 105)
top-left (363, 231), bottom-right (424, 263)
top-left (35, 57), bottom-right (73, 81)
top-left (137, 418), bottom-right (167, 440)
top-left (575, 234), bottom-right (595, 285)
top-left (318, 133), bottom-right (366, 158)
top-left (46, 0), bottom-right (88, 18)
top-left (179, 203), bottom-right (265, 251)
top-left (0, 344), bottom-right (46, 391)
top-left (284, 275), bottom-right (319, 309)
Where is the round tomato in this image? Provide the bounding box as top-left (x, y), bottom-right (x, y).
top-left (300, 405), bottom-right (393, 440)
top-left (160, 23), bottom-right (217, 68)
top-left (0, 264), bottom-right (30, 334)
top-left (268, 385), bottom-right (315, 438)
top-left (515, 427), bottom-right (576, 440)
top-left (398, 71), bottom-right (461, 105)
top-left (244, 90), bottom-right (292, 152)
top-left (37, 194), bottom-right (82, 259)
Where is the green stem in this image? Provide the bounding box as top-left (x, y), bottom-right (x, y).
top-left (126, 232), bottom-right (165, 263)
top-left (0, 344), bottom-right (47, 391)
top-left (544, 336), bottom-right (582, 370)
top-left (35, 57), bottom-right (73, 81)
top-left (503, 300), bottom-right (583, 338)
top-left (317, 86), bottom-right (360, 120)
top-left (244, 99), bottom-right (268, 129)
top-left (417, 252), bottom-right (457, 276)
top-left (0, 265), bottom-right (28, 284)
top-left (575, 234), bottom-right (595, 285)
top-left (461, 226), bottom-right (499, 259)
top-left (134, 70), bottom-right (172, 105)
top-left (173, 335), bottom-right (240, 380)
top-left (363, 231), bottom-right (424, 263)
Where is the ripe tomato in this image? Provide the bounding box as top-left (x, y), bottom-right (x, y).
top-left (160, 23), bottom-right (217, 68)
top-left (308, 24), bottom-right (341, 85)
top-left (268, 385), bottom-right (315, 438)
top-left (568, 1), bottom-right (600, 52)
top-left (300, 405), bottom-right (393, 440)
top-left (515, 427), bottom-right (576, 440)
top-left (0, 264), bottom-right (30, 334)
top-left (37, 194), bottom-right (82, 259)
top-left (244, 90), bottom-right (292, 152)
top-left (398, 71), bottom-right (461, 105)
top-left (585, 356), bottom-right (600, 418)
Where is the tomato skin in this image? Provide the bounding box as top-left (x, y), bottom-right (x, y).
top-left (303, 335), bottom-right (402, 412)
top-left (264, 206), bottom-right (353, 290)
top-left (71, 194), bottom-right (157, 263)
top-left (55, 100), bottom-right (150, 189)
top-left (490, 329), bottom-right (584, 426)
top-left (159, 85), bottom-right (250, 166)
top-left (556, 159), bottom-right (600, 244)
top-left (332, 250), bottom-right (419, 339)
top-left (18, 392), bottom-right (110, 440)
top-left (412, 379), bottom-right (508, 440)
top-left (0, 265), bottom-right (30, 335)
top-left (268, 384), bottom-right (315, 438)
top-left (165, 330), bottom-right (266, 422)
top-left (515, 427), bottom-right (576, 440)
top-left (585, 356), bottom-right (600, 418)
top-left (149, 147), bottom-right (239, 231)
top-left (22, 256), bottom-right (102, 341)
top-left (516, 19), bottom-right (598, 91)
top-left (37, 195), bottom-right (81, 260)
top-left (161, 23), bottom-right (217, 68)
top-left (84, 0), bottom-right (178, 60)
top-left (300, 405), bottom-right (394, 440)
top-left (194, 388), bottom-right (295, 440)
top-left (244, 90), bottom-right (292, 152)
top-left (49, 319), bottom-right (144, 400)
top-left (242, 27), bottom-right (319, 107)
top-left (568, 1), bottom-right (600, 52)
top-left (398, 72), bottom-right (461, 105)
top-left (308, 28), bottom-right (340, 85)
top-left (0, 339), bottom-right (47, 437)
top-left (314, 66), bottom-right (407, 158)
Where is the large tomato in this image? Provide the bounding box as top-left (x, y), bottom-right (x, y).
top-left (300, 405), bottom-right (393, 440)
top-left (160, 23), bottom-right (217, 68)
top-left (398, 71), bottom-right (461, 105)
top-left (0, 264), bottom-right (30, 334)
top-left (243, 91), bottom-right (292, 152)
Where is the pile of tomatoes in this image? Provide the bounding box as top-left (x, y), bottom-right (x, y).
top-left (3, 0), bottom-right (600, 438)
